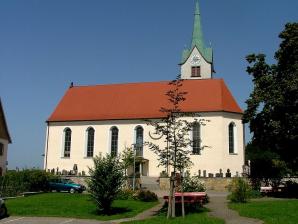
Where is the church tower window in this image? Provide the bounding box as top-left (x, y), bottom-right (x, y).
top-left (63, 128), bottom-right (72, 157)
top-left (191, 66), bottom-right (201, 77)
top-left (111, 127), bottom-right (119, 156)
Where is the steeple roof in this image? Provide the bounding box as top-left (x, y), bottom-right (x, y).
top-left (181, 0), bottom-right (213, 64)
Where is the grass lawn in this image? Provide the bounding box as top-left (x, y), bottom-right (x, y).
top-left (5, 193), bottom-right (158, 221)
top-left (123, 207), bottom-right (225, 224)
top-left (229, 199), bottom-right (298, 224)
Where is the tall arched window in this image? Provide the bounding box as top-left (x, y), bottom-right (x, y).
top-left (229, 122), bottom-right (236, 154)
top-left (192, 122), bottom-right (201, 154)
top-left (135, 126), bottom-right (144, 156)
top-left (86, 127), bottom-right (95, 157)
top-left (63, 128), bottom-right (72, 157)
top-left (0, 143), bottom-right (4, 156)
top-left (111, 127), bottom-right (118, 156)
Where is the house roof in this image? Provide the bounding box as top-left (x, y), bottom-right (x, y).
top-left (47, 79), bottom-right (242, 122)
top-left (0, 98), bottom-right (12, 143)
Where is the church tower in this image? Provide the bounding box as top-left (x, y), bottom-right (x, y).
top-left (180, 1), bottom-right (213, 79)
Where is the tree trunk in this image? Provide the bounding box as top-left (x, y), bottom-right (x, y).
top-left (181, 173), bottom-right (185, 218)
top-left (171, 174), bottom-right (176, 218)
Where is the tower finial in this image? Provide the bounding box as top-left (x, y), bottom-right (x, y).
top-left (191, 0), bottom-right (204, 50)
top-left (195, 0), bottom-right (200, 15)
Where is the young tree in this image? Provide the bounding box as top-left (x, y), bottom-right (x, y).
top-left (146, 76), bottom-right (208, 218)
top-left (88, 154), bottom-right (124, 214)
top-left (121, 146), bottom-right (134, 177)
top-left (243, 23), bottom-right (298, 176)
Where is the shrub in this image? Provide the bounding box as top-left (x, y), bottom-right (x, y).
top-left (134, 190), bottom-right (158, 202)
top-left (116, 188), bottom-right (135, 200)
top-left (87, 154), bottom-right (124, 214)
top-left (181, 172), bottom-right (206, 192)
top-left (0, 169), bottom-right (53, 197)
top-left (228, 178), bottom-right (251, 203)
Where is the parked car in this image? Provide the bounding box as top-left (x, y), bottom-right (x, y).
top-left (0, 198), bottom-right (7, 219)
top-left (49, 178), bottom-right (86, 193)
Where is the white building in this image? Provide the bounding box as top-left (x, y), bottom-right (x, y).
top-left (0, 99), bottom-right (12, 176)
top-left (44, 1), bottom-right (245, 177)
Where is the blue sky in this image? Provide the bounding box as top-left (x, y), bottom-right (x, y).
top-left (0, 0), bottom-right (297, 169)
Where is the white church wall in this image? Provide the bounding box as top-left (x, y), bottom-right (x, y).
top-left (181, 47), bottom-right (212, 79)
top-left (44, 112), bottom-right (244, 177)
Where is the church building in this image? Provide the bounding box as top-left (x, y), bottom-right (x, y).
top-left (44, 2), bottom-right (244, 177)
top-left (0, 99), bottom-right (12, 176)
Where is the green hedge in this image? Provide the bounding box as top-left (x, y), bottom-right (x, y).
top-left (0, 169), bottom-right (54, 197)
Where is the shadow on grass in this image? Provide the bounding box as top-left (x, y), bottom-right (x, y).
top-left (91, 207), bottom-right (132, 216)
top-left (157, 203), bottom-right (208, 217)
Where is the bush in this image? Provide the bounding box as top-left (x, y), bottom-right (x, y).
top-left (87, 154), bottom-right (124, 214)
top-left (181, 172), bottom-right (206, 192)
top-left (0, 169), bottom-right (53, 197)
top-left (228, 178), bottom-right (251, 203)
top-left (116, 188), bottom-right (135, 200)
top-left (134, 190), bottom-right (158, 202)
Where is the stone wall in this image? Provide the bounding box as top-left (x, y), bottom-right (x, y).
top-left (160, 177), bottom-right (234, 192)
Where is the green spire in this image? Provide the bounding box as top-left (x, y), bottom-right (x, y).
top-left (181, 0), bottom-right (213, 64)
top-left (191, 0), bottom-right (204, 50)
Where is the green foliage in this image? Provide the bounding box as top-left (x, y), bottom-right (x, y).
top-left (133, 190), bottom-right (158, 202)
top-left (243, 23), bottom-right (298, 175)
top-left (87, 154), bottom-right (124, 214)
top-left (116, 188), bottom-right (135, 200)
top-left (228, 178), bottom-right (251, 203)
top-left (181, 172), bottom-right (206, 192)
top-left (121, 146), bottom-right (134, 176)
top-left (0, 169), bottom-right (53, 197)
top-left (246, 143), bottom-right (288, 190)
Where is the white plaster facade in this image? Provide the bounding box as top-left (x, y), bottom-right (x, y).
top-left (44, 112), bottom-right (244, 177)
top-left (180, 47), bottom-right (212, 80)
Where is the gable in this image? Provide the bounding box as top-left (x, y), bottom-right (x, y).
top-left (0, 99), bottom-right (12, 143)
top-left (48, 79), bottom-right (242, 122)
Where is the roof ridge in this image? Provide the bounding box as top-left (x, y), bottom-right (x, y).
top-left (69, 78), bottom-right (224, 88)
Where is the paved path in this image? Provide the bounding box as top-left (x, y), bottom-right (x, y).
top-left (205, 191), bottom-right (264, 224)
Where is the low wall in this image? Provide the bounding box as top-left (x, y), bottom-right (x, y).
top-left (160, 177), bottom-right (234, 192)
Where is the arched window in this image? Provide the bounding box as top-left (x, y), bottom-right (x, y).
top-left (0, 143), bottom-right (4, 156)
top-left (86, 127), bottom-right (95, 157)
top-left (192, 122), bottom-right (201, 154)
top-left (229, 122), bottom-right (236, 154)
top-left (135, 126), bottom-right (144, 156)
top-left (63, 128), bottom-right (72, 157)
top-left (111, 127), bottom-right (118, 156)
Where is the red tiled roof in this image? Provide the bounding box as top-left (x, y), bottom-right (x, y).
top-left (47, 79), bottom-right (242, 122)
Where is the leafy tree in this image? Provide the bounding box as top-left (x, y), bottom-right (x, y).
top-left (88, 154), bottom-right (124, 214)
top-left (243, 23), bottom-right (298, 176)
top-left (146, 76), bottom-right (208, 218)
top-left (121, 146), bottom-right (134, 176)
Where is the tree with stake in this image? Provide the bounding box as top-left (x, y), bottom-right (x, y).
top-left (88, 154), bottom-right (124, 215)
top-left (146, 75), bottom-right (209, 218)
